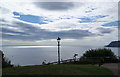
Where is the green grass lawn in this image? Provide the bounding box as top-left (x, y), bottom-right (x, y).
top-left (2, 64), bottom-right (112, 75)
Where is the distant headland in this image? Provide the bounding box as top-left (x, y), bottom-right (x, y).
top-left (105, 41), bottom-right (120, 47)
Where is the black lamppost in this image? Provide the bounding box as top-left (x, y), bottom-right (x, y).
top-left (57, 37), bottom-right (61, 64)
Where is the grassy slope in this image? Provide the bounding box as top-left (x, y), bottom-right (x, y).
top-left (3, 64), bottom-right (112, 75)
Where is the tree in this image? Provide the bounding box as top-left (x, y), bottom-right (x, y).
top-left (79, 48), bottom-right (118, 65)
top-left (0, 50), bottom-right (13, 68)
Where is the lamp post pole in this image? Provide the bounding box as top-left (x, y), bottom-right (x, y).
top-left (57, 37), bottom-right (61, 64)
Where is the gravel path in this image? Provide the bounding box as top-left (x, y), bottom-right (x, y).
top-left (102, 63), bottom-right (120, 76)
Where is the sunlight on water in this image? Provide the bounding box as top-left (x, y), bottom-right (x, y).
top-left (8, 46), bottom-right (57, 48)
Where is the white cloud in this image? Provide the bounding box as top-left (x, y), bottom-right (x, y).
top-left (0, 1), bottom-right (118, 46)
top-left (0, 0), bottom-right (119, 2)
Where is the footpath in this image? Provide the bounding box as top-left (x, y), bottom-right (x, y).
top-left (102, 63), bottom-right (120, 76)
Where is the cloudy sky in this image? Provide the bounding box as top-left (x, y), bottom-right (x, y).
top-left (0, 0), bottom-right (119, 46)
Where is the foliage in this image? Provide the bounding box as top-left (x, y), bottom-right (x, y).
top-left (79, 48), bottom-right (118, 64)
top-left (0, 50), bottom-right (13, 68)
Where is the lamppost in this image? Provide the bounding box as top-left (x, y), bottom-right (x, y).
top-left (57, 37), bottom-right (61, 64)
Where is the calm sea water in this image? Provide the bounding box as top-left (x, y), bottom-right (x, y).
top-left (1, 46), bottom-right (119, 66)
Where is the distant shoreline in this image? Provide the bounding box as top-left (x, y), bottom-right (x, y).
top-left (105, 41), bottom-right (120, 47)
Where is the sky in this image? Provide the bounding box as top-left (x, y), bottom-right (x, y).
top-left (0, 0), bottom-right (119, 46)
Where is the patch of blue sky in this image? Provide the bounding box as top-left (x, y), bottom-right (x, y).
top-left (92, 15), bottom-right (109, 19)
top-left (79, 21), bottom-right (94, 23)
top-left (43, 19), bottom-right (53, 22)
top-left (13, 12), bottom-right (50, 24)
top-left (80, 18), bottom-right (93, 21)
top-left (102, 21), bottom-right (120, 26)
top-left (78, 15), bottom-right (109, 23)
top-left (78, 17), bottom-right (94, 23)
top-left (13, 12), bottom-right (20, 16)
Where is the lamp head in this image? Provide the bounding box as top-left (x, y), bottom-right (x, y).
top-left (57, 37), bottom-right (61, 42)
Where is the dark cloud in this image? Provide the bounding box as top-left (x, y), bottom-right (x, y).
top-left (2, 21), bottom-right (94, 41)
top-left (1, 19), bottom-right (7, 22)
top-left (97, 27), bottom-right (113, 34)
top-left (34, 2), bottom-right (75, 11)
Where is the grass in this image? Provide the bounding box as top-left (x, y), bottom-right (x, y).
top-left (2, 64), bottom-right (112, 75)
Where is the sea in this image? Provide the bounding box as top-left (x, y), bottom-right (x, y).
top-left (1, 45), bottom-right (119, 66)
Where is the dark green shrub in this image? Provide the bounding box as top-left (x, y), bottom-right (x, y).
top-left (79, 48), bottom-right (118, 64)
top-left (0, 50), bottom-right (13, 68)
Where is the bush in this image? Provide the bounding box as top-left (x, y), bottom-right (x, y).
top-left (0, 50), bottom-right (13, 68)
top-left (79, 48), bottom-right (118, 64)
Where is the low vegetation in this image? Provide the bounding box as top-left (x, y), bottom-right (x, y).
top-left (3, 64), bottom-right (112, 75)
top-left (79, 48), bottom-right (118, 65)
top-left (61, 48), bottom-right (119, 66)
